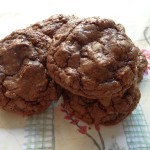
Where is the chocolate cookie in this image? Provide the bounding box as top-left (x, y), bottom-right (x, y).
top-left (63, 85), bottom-right (140, 126)
top-left (137, 51), bottom-right (148, 82)
top-left (0, 29), bottom-right (60, 115)
top-left (29, 14), bottom-right (77, 38)
top-left (47, 17), bottom-right (139, 99)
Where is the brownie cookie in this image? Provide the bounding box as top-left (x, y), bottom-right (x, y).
top-left (29, 14), bottom-right (77, 38)
top-left (63, 85), bottom-right (140, 126)
top-left (47, 17), bottom-right (139, 99)
top-left (137, 51), bottom-right (148, 82)
top-left (0, 29), bottom-right (60, 115)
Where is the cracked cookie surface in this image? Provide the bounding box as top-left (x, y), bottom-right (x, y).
top-left (29, 14), bottom-right (77, 38)
top-left (137, 51), bottom-right (148, 82)
top-left (47, 17), bottom-right (139, 99)
top-left (63, 85), bottom-right (140, 125)
top-left (0, 29), bottom-right (60, 115)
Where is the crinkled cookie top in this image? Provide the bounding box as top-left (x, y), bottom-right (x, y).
top-left (47, 17), bottom-right (139, 99)
top-left (0, 29), bottom-right (60, 110)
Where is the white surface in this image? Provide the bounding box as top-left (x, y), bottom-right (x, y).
top-left (0, 109), bottom-right (26, 150)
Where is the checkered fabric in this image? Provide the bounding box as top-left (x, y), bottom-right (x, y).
top-left (23, 104), bottom-right (150, 150)
top-left (123, 105), bottom-right (150, 150)
top-left (23, 105), bottom-right (55, 150)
